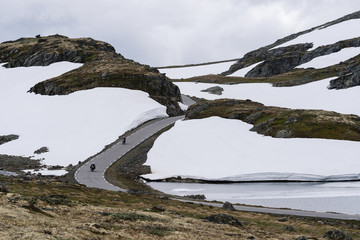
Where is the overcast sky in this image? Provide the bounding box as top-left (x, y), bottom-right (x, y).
top-left (1, 0), bottom-right (359, 66)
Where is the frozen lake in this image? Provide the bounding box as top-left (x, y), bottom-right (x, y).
top-left (147, 181), bottom-right (360, 215)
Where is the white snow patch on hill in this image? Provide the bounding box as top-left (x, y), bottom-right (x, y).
top-left (142, 117), bottom-right (360, 181)
top-left (0, 62), bottom-right (167, 167)
top-left (297, 47), bottom-right (360, 69)
top-left (174, 78), bottom-right (360, 116)
top-left (159, 61), bottom-right (236, 79)
top-left (228, 61), bottom-right (264, 77)
top-left (274, 19), bottom-right (360, 50)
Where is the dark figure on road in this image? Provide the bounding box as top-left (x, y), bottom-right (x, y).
top-left (90, 163), bottom-right (96, 172)
top-left (122, 137), bottom-right (126, 145)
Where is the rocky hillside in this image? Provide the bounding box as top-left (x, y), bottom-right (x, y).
top-left (0, 35), bottom-right (183, 116)
top-left (186, 99), bottom-right (360, 141)
top-left (174, 11), bottom-right (360, 89)
top-left (221, 11), bottom-right (360, 89)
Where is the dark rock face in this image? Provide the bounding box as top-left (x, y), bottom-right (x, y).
top-left (323, 230), bottom-right (353, 240)
top-left (204, 214), bottom-right (243, 226)
top-left (0, 135), bottom-right (19, 145)
top-left (245, 43), bottom-right (313, 77)
top-left (201, 86), bottom-right (224, 95)
top-left (328, 64), bottom-right (360, 89)
top-left (222, 201), bottom-right (236, 211)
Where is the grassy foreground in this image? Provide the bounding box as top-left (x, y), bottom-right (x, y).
top-left (0, 175), bottom-right (359, 239)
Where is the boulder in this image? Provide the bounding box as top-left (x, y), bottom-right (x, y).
top-left (275, 129), bottom-right (293, 138)
top-left (222, 201), bottom-right (236, 211)
top-left (201, 86), bottom-right (224, 95)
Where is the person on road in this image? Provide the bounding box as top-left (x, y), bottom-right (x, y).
top-left (122, 137), bottom-right (126, 145)
top-left (90, 163), bottom-right (96, 172)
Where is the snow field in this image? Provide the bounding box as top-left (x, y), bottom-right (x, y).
top-left (159, 61), bottom-right (236, 79)
top-left (0, 62), bottom-right (168, 167)
top-left (142, 117), bottom-right (360, 181)
top-left (274, 19), bottom-right (360, 50)
top-left (297, 47), bottom-right (360, 69)
top-left (175, 78), bottom-right (360, 116)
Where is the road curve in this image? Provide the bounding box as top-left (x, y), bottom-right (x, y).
top-left (75, 115), bottom-right (184, 191)
top-left (75, 95), bottom-right (360, 221)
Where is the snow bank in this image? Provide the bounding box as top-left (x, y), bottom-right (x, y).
top-left (0, 62), bottom-right (168, 167)
top-left (23, 169), bottom-right (68, 176)
top-left (174, 78), bottom-right (360, 116)
top-left (142, 117), bottom-right (360, 181)
top-left (159, 61), bottom-right (236, 79)
top-left (297, 47), bottom-right (360, 69)
top-left (228, 61), bottom-right (264, 77)
top-left (274, 19), bottom-right (360, 50)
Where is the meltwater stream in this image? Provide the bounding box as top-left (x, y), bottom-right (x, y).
top-left (147, 181), bottom-right (360, 215)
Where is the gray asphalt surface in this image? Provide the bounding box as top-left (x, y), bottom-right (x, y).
top-left (74, 95), bottom-right (360, 221)
top-left (74, 115), bottom-right (184, 191)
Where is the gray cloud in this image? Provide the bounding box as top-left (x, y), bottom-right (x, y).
top-left (1, 0), bottom-right (359, 66)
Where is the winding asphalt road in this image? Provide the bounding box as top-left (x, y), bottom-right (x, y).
top-left (75, 95), bottom-right (360, 221)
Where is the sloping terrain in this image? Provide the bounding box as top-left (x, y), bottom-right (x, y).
top-left (185, 99), bottom-right (360, 141)
top-left (168, 11), bottom-right (360, 89)
top-left (0, 35), bottom-right (183, 116)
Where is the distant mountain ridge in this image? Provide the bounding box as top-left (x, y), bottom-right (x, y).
top-left (221, 10), bottom-right (360, 89)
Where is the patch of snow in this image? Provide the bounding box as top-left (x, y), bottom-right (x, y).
top-left (159, 61), bottom-right (236, 79)
top-left (297, 47), bottom-right (360, 69)
top-left (178, 102), bottom-right (188, 111)
top-left (0, 62), bottom-right (168, 166)
top-left (0, 170), bottom-right (17, 176)
top-left (228, 61), bottom-right (264, 77)
top-left (142, 117), bottom-right (360, 181)
top-left (174, 78), bottom-right (360, 116)
top-left (273, 19), bottom-right (360, 50)
top-left (23, 168), bottom-right (68, 176)
top-left (171, 188), bottom-right (205, 193)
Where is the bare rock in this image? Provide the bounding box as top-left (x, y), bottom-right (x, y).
top-left (222, 201), bottom-right (236, 211)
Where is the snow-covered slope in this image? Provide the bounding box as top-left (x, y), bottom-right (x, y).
top-left (296, 47), bottom-right (360, 69)
top-left (159, 61), bottom-right (236, 79)
top-left (174, 78), bottom-right (360, 116)
top-left (274, 19), bottom-right (360, 50)
top-left (143, 117), bottom-right (360, 181)
top-left (0, 62), bottom-right (168, 167)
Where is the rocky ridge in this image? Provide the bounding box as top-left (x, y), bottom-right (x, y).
top-left (185, 99), bottom-right (360, 141)
top-left (0, 35), bottom-right (183, 116)
top-left (220, 11), bottom-right (360, 89)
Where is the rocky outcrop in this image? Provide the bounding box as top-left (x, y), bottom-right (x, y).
top-left (221, 10), bottom-right (360, 76)
top-left (203, 214), bottom-right (243, 226)
top-left (185, 99), bottom-right (360, 141)
top-left (323, 230), bottom-right (353, 240)
top-left (0, 35), bottom-right (183, 116)
top-left (328, 64), bottom-right (360, 89)
top-left (0, 135), bottom-right (19, 145)
top-left (0, 34), bottom-right (115, 67)
top-left (200, 86), bottom-right (224, 95)
top-left (245, 43), bottom-right (313, 77)
top-left (0, 154), bottom-right (43, 172)
top-left (222, 201), bottom-right (236, 211)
